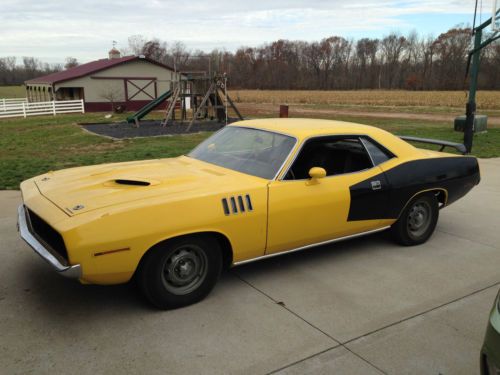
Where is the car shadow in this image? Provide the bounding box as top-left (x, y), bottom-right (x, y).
top-left (16, 230), bottom-right (394, 317)
top-left (17, 258), bottom-right (241, 318)
top-left (232, 230), bottom-right (394, 277)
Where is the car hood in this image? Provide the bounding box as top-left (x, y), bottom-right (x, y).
top-left (34, 156), bottom-right (261, 216)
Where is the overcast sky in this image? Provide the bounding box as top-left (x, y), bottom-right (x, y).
top-left (0, 0), bottom-right (497, 64)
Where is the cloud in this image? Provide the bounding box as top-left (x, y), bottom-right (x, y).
top-left (0, 0), bottom-right (495, 63)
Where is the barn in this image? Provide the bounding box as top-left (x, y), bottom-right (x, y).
top-left (24, 49), bottom-right (179, 111)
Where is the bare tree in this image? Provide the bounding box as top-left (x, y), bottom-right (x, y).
top-left (127, 35), bottom-right (148, 55)
top-left (99, 85), bottom-right (123, 112)
top-left (380, 33), bottom-right (408, 88)
top-left (64, 57), bottom-right (79, 70)
top-left (432, 28), bottom-right (471, 89)
top-left (1, 26), bottom-right (500, 90)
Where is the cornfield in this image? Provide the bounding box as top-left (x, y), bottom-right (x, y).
top-left (231, 90), bottom-right (500, 110)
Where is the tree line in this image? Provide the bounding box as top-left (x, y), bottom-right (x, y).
top-left (1, 27), bottom-right (499, 90)
top-left (0, 57), bottom-right (80, 86)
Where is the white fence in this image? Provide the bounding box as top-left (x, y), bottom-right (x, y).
top-left (0, 97), bottom-right (28, 111)
top-left (0, 99), bottom-right (84, 119)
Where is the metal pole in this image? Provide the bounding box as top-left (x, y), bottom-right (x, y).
top-left (464, 29), bottom-right (482, 154)
top-left (224, 75), bottom-right (228, 125)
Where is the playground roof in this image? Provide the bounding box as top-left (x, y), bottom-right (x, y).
top-left (26, 56), bottom-right (175, 85)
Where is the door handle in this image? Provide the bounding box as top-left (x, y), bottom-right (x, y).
top-left (371, 180), bottom-right (382, 190)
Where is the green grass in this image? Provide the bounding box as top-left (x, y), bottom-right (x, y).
top-left (0, 85), bottom-right (26, 98)
top-left (0, 113), bottom-right (209, 189)
top-left (0, 110), bottom-right (498, 190)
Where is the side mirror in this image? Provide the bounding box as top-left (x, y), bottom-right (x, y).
top-left (308, 167), bottom-right (326, 180)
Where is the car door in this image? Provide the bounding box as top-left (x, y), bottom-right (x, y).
top-left (266, 135), bottom-right (392, 255)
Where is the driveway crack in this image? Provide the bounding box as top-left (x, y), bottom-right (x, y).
top-left (232, 271), bottom-right (388, 374)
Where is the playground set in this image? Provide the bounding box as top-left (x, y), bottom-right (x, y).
top-left (125, 72), bottom-right (243, 130)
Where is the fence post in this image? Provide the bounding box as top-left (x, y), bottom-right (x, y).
top-left (81, 99), bottom-right (85, 114)
top-left (52, 101), bottom-right (56, 116)
top-left (22, 102), bottom-right (26, 118)
top-left (1, 98), bottom-right (4, 111)
top-left (279, 105), bottom-right (289, 118)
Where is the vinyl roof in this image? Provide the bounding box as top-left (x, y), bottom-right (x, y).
top-left (25, 55), bottom-right (174, 84)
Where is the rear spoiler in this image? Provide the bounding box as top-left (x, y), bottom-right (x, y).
top-left (399, 136), bottom-right (467, 155)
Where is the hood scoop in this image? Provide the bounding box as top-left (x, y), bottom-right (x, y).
top-left (114, 179), bottom-right (151, 186)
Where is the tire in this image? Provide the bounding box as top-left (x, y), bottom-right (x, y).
top-left (391, 193), bottom-right (439, 246)
top-left (138, 235), bottom-right (222, 309)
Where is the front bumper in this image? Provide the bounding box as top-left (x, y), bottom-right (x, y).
top-left (17, 205), bottom-right (81, 279)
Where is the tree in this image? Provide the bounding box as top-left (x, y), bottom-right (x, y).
top-left (127, 35), bottom-right (147, 55)
top-left (64, 57), bottom-right (79, 70)
top-left (99, 84), bottom-right (123, 112)
top-left (141, 39), bottom-right (168, 63)
top-left (432, 28), bottom-right (471, 89)
top-left (380, 33), bottom-right (408, 88)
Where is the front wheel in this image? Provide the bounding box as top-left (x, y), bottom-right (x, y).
top-left (391, 193), bottom-right (439, 246)
top-left (138, 235), bottom-right (222, 309)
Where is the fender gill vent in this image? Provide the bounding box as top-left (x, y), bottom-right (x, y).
top-left (114, 179), bottom-right (150, 186)
top-left (222, 198), bottom-right (230, 215)
top-left (237, 196), bottom-right (245, 212)
top-left (222, 194), bottom-right (253, 215)
top-left (245, 194), bottom-right (253, 211)
top-left (230, 197), bottom-right (238, 213)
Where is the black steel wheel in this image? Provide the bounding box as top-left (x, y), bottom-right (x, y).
top-left (138, 235), bottom-right (222, 309)
top-left (391, 193), bottom-right (439, 246)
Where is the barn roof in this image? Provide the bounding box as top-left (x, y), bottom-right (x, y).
top-left (26, 56), bottom-right (175, 84)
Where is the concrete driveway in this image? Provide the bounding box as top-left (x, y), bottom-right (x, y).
top-left (1, 159), bottom-right (499, 375)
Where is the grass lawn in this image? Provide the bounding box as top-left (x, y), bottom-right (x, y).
top-left (0, 113), bottom-right (208, 189)
top-left (0, 85), bottom-right (26, 98)
top-left (0, 110), bottom-right (498, 190)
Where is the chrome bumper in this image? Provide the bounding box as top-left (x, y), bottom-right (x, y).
top-left (17, 205), bottom-right (81, 279)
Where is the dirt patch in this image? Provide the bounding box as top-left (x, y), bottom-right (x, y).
top-left (80, 120), bottom-right (228, 139)
top-left (237, 103), bottom-right (500, 126)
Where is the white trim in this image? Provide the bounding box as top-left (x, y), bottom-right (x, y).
top-left (233, 226), bottom-right (390, 266)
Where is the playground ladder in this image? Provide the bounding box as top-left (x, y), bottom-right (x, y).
top-left (161, 86), bottom-right (181, 127)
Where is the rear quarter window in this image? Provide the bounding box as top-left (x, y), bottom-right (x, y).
top-left (361, 138), bottom-right (394, 166)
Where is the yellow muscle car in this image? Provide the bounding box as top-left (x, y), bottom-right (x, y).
top-left (18, 119), bottom-right (480, 309)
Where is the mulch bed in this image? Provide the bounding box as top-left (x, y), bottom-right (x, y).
top-left (80, 120), bottom-right (227, 139)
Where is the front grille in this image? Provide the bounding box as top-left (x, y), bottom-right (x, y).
top-left (26, 208), bottom-right (68, 263)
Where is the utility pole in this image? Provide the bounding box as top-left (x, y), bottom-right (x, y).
top-left (464, 9), bottom-right (500, 153)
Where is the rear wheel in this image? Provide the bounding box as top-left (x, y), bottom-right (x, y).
top-left (138, 235), bottom-right (222, 309)
top-left (391, 193), bottom-right (439, 246)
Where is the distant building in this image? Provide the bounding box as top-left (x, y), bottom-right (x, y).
top-left (25, 49), bottom-right (178, 111)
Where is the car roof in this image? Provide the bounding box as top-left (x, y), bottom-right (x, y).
top-left (231, 118), bottom-right (387, 138)
top-left (229, 118), bottom-right (418, 157)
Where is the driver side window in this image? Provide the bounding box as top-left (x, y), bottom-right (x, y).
top-left (284, 136), bottom-right (374, 180)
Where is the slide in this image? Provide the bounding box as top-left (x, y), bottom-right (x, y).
top-left (126, 89), bottom-right (172, 124)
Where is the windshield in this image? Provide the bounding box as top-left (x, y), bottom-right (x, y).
top-left (188, 126), bottom-right (296, 179)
